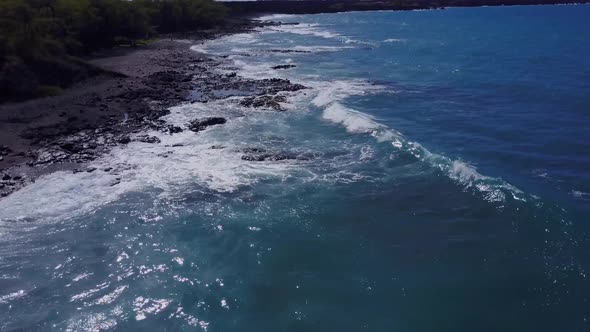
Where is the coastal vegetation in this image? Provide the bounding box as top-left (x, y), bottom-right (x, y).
top-left (0, 0), bottom-right (227, 102)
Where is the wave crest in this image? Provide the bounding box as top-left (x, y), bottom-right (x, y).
top-left (310, 81), bottom-right (527, 203)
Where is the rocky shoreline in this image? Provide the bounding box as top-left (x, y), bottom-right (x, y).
top-left (0, 19), bottom-right (307, 198)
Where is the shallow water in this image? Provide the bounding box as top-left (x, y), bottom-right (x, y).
top-left (2, 5), bottom-right (590, 331)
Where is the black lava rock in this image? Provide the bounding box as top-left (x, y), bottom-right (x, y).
top-left (0, 145), bottom-right (11, 156)
top-left (118, 136), bottom-right (131, 144)
top-left (271, 64), bottom-right (296, 70)
top-left (136, 135), bottom-right (161, 144)
top-left (240, 95), bottom-right (287, 111)
top-left (188, 117), bottom-right (227, 132)
top-left (167, 125), bottom-right (183, 134)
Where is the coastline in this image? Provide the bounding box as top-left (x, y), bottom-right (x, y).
top-left (2, 2), bottom-right (587, 199)
top-left (223, 0), bottom-right (590, 15)
top-left (0, 18), bottom-right (305, 198)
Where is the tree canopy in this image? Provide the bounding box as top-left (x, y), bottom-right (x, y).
top-left (0, 0), bottom-right (227, 102)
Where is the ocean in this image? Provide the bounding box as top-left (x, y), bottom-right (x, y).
top-left (1, 4), bottom-right (590, 331)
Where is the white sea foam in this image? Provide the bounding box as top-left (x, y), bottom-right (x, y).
top-left (229, 59), bottom-right (277, 79)
top-left (0, 170), bottom-right (138, 222)
top-left (228, 45), bottom-right (354, 57)
top-left (264, 23), bottom-right (341, 40)
top-left (0, 289), bottom-right (26, 304)
top-left (323, 103), bottom-right (381, 134)
top-left (322, 103), bottom-right (396, 142)
top-left (0, 99), bottom-right (300, 222)
top-left (311, 80), bottom-right (399, 143)
top-left (259, 23), bottom-right (360, 44)
top-left (311, 80), bottom-right (384, 108)
top-left (446, 160), bottom-right (508, 202)
top-left (192, 33), bottom-right (260, 54)
top-left (292, 45), bottom-right (355, 52)
top-left (255, 14), bottom-right (295, 21)
top-left (383, 38), bottom-right (407, 43)
top-left (190, 44), bottom-right (208, 54)
top-left (572, 190), bottom-right (590, 200)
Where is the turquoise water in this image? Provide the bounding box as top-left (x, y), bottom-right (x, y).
top-left (2, 5), bottom-right (590, 331)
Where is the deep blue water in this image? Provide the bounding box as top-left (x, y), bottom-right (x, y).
top-left (1, 5), bottom-right (590, 331)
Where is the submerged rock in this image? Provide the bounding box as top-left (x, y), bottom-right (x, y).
top-left (0, 145), bottom-right (11, 156)
top-left (135, 134), bottom-right (161, 144)
top-left (167, 125), bottom-right (184, 134)
top-left (188, 117), bottom-right (227, 132)
top-left (118, 136), bottom-right (131, 144)
top-left (271, 64), bottom-right (296, 70)
top-left (59, 142), bottom-right (83, 153)
top-left (241, 154), bottom-right (269, 161)
top-left (241, 151), bottom-right (300, 162)
top-left (0, 173), bottom-right (26, 197)
top-left (240, 95), bottom-right (287, 111)
top-left (239, 147), bottom-right (267, 154)
top-left (260, 78), bottom-right (307, 94)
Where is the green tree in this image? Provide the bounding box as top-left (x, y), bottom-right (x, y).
top-left (0, 0), bottom-right (228, 103)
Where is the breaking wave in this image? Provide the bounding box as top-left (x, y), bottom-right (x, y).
top-left (310, 80), bottom-right (527, 203)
